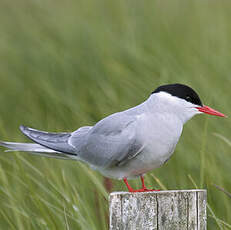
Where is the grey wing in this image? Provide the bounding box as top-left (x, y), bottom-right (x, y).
top-left (76, 112), bottom-right (144, 168)
top-left (19, 125), bottom-right (92, 157)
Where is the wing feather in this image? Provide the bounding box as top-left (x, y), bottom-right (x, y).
top-left (77, 112), bottom-right (143, 168)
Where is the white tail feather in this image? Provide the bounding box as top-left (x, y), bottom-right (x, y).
top-left (0, 141), bottom-right (74, 160)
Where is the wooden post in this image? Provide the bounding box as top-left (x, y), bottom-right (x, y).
top-left (109, 189), bottom-right (206, 230)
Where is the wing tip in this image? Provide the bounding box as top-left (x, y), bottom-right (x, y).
top-left (19, 125), bottom-right (32, 138)
top-left (19, 125), bottom-right (26, 132)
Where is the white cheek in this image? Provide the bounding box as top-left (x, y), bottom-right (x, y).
top-left (191, 107), bottom-right (203, 115)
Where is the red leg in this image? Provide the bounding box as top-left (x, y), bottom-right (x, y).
top-left (140, 175), bottom-right (159, 192)
top-left (140, 176), bottom-right (147, 190)
top-left (123, 176), bottom-right (160, 193)
top-left (123, 178), bottom-right (134, 192)
top-left (141, 175), bottom-right (147, 189)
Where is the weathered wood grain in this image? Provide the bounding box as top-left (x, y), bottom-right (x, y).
top-left (109, 190), bottom-right (206, 230)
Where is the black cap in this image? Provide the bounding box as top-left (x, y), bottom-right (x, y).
top-left (152, 83), bottom-right (203, 106)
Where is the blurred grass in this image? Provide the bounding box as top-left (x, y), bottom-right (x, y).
top-left (0, 0), bottom-right (230, 229)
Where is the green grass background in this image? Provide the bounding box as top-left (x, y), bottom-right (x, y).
top-left (0, 0), bottom-right (230, 229)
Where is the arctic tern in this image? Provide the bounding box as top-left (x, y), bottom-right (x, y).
top-left (0, 83), bottom-right (226, 192)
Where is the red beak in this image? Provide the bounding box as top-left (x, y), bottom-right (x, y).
top-left (196, 105), bottom-right (227, 117)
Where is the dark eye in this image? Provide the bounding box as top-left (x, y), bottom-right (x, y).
top-left (186, 96), bottom-right (192, 102)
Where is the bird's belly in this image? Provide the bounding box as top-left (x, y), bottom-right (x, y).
top-left (133, 144), bottom-right (175, 172)
top-left (100, 142), bottom-right (177, 179)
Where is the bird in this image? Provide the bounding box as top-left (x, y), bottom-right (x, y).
top-left (0, 83), bottom-right (226, 192)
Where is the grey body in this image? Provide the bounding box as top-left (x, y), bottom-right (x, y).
top-left (0, 92), bottom-right (200, 179)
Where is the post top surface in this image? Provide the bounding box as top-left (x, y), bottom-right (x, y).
top-left (110, 189), bottom-right (207, 196)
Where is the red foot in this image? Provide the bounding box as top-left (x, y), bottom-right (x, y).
top-left (123, 176), bottom-right (160, 193)
top-left (128, 188), bottom-right (160, 193)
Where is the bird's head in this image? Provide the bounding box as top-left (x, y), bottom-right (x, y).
top-left (149, 83), bottom-right (226, 123)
